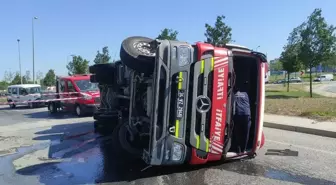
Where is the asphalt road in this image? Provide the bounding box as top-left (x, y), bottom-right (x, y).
top-left (0, 105), bottom-right (79, 126)
top-left (324, 81), bottom-right (336, 93)
top-left (0, 108), bottom-right (336, 185)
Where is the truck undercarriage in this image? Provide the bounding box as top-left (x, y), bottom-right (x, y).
top-left (90, 36), bottom-right (267, 166)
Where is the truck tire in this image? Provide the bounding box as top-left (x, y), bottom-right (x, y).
top-left (48, 102), bottom-right (57, 114)
top-left (94, 120), bottom-right (107, 134)
top-left (75, 104), bottom-right (84, 117)
top-left (28, 102), bottom-right (35, 109)
top-left (120, 36), bottom-right (156, 74)
top-left (89, 62), bottom-right (120, 84)
top-left (93, 120), bottom-right (115, 135)
top-left (9, 103), bottom-right (16, 109)
top-left (89, 63), bottom-right (116, 74)
top-left (90, 74), bottom-right (97, 83)
top-left (112, 122), bottom-right (142, 159)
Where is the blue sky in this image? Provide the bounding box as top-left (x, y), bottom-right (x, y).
top-left (1, 0), bottom-right (335, 79)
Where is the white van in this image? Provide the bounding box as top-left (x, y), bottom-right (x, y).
top-left (7, 84), bottom-right (42, 108)
top-left (314, 74), bottom-right (334, 82)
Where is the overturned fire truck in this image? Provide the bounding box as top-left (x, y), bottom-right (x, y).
top-left (89, 36), bottom-right (266, 166)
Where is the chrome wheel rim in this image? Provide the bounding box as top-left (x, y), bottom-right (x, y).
top-left (133, 42), bottom-right (155, 56)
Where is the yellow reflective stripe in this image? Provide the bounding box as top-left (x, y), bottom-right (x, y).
top-left (175, 72), bottom-right (183, 138)
top-left (196, 135), bottom-right (200, 148)
top-left (211, 57), bottom-right (214, 71)
top-left (206, 139), bottom-right (209, 152)
top-left (175, 120), bottom-right (179, 137)
top-left (200, 60), bottom-right (205, 73)
top-left (178, 72), bottom-right (183, 89)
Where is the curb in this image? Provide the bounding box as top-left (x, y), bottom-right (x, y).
top-left (264, 122), bottom-right (336, 139)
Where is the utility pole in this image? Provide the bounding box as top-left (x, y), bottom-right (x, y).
top-left (32, 16), bottom-right (38, 84)
top-left (17, 39), bottom-right (22, 84)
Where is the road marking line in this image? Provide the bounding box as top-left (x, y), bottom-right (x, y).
top-left (267, 139), bottom-right (336, 155)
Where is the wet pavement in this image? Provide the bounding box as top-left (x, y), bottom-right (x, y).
top-left (0, 112), bottom-right (336, 184)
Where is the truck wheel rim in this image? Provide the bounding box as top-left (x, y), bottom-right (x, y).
top-left (119, 125), bottom-right (142, 155)
top-left (133, 42), bottom-right (155, 56)
top-left (76, 106), bottom-right (81, 115)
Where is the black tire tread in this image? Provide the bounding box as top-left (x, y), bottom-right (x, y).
top-left (89, 62), bottom-right (121, 84)
top-left (111, 122), bottom-right (142, 159)
top-left (120, 36), bottom-right (155, 73)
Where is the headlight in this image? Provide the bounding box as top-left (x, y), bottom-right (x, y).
top-left (82, 93), bottom-right (92, 100)
top-left (172, 142), bottom-right (183, 161)
top-left (178, 46), bottom-right (191, 67)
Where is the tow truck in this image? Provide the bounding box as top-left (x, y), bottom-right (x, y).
top-left (90, 36), bottom-right (266, 166)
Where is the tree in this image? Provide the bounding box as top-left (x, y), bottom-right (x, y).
top-left (0, 81), bottom-right (9, 91)
top-left (280, 24), bottom-right (304, 92)
top-left (25, 70), bottom-right (31, 82)
top-left (270, 59), bottom-right (283, 71)
top-left (324, 51), bottom-right (336, 70)
top-left (280, 43), bottom-right (302, 92)
top-left (298, 8), bottom-right (336, 97)
top-left (36, 71), bottom-right (44, 84)
top-left (3, 71), bottom-right (14, 83)
top-left (66, 55), bottom-right (89, 75)
top-left (43, 69), bottom-right (56, 86)
top-left (11, 72), bottom-right (23, 85)
top-left (156, 28), bottom-right (179, 40)
top-left (93, 46), bottom-right (111, 64)
top-left (204, 15), bottom-right (233, 46)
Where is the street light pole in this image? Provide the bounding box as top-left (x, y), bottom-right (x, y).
top-left (32, 16), bottom-right (38, 84)
top-left (255, 45), bottom-right (260, 52)
top-left (17, 39), bottom-right (22, 84)
top-left (67, 54), bottom-right (75, 64)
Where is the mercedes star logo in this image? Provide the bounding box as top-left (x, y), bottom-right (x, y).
top-left (196, 95), bottom-right (211, 113)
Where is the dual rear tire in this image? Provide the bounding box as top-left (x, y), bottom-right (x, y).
top-left (89, 36), bottom-right (156, 158)
top-left (111, 121), bottom-right (142, 159)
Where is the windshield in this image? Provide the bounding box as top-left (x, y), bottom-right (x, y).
top-left (74, 79), bottom-right (98, 92)
top-left (28, 87), bottom-right (41, 94)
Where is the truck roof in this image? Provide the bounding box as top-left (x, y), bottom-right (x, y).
top-left (225, 43), bottom-right (250, 50)
top-left (57, 74), bottom-right (91, 80)
top-left (8, 84), bottom-right (41, 88)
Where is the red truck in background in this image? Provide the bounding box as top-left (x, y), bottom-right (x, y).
top-left (47, 74), bottom-right (100, 116)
